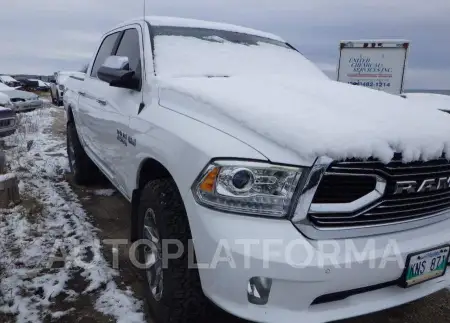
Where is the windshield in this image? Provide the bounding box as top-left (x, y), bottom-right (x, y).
top-left (151, 26), bottom-right (327, 79)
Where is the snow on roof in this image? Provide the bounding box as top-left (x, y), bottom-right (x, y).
top-left (117, 16), bottom-right (284, 42)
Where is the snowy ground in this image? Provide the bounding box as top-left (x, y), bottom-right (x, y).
top-left (0, 107), bottom-right (145, 323)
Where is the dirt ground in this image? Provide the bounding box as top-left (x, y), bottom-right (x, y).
top-left (49, 106), bottom-right (450, 323)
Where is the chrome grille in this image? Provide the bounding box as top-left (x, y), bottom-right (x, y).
top-left (309, 154), bottom-right (450, 227)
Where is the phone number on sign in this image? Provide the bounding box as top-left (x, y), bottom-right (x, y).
top-left (348, 81), bottom-right (391, 87)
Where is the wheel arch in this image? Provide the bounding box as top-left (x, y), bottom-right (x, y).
top-left (131, 157), bottom-right (180, 242)
top-left (66, 105), bottom-right (74, 124)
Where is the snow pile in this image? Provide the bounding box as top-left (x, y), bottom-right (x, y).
top-left (161, 75), bottom-right (450, 163)
top-left (0, 108), bottom-right (145, 322)
top-left (90, 189), bottom-right (116, 197)
top-left (0, 173), bottom-right (16, 181)
top-left (154, 34), bottom-right (326, 79)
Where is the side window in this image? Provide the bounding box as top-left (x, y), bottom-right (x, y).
top-left (115, 28), bottom-right (142, 87)
top-left (90, 32), bottom-right (120, 78)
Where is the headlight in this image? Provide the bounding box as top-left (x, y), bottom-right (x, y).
top-left (193, 160), bottom-right (304, 217)
top-left (58, 84), bottom-right (65, 91)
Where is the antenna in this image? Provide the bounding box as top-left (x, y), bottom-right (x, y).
top-left (143, 0), bottom-right (146, 21)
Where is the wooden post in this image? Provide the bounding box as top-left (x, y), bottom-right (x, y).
top-left (0, 151), bottom-right (21, 208)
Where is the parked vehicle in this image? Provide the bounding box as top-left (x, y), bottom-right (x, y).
top-left (0, 75), bottom-right (22, 88)
top-left (28, 79), bottom-right (50, 92)
top-left (0, 93), bottom-right (17, 137)
top-left (337, 39), bottom-right (410, 95)
top-left (63, 16), bottom-right (450, 323)
top-left (0, 82), bottom-right (43, 112)
top-left (15, 78), bottom-right (40, 92)
top-left (50, 71), bottom-right (84, 106)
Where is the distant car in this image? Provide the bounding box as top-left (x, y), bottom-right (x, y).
top-left (0, 93), bottom-right (17, 137)
top-left (15, 78), bottom-right (40, 92)
top-left (50, 71), bottom-right (85, 106)
top-left (0, 75), bottom-right (22, 88)
top-left (29, 79), bottom-right (50, 92)
top-left (0, 82), bottom-right (43, 112)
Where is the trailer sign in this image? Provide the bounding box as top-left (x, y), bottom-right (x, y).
top-left (337, 40), bottom-right (410, 95)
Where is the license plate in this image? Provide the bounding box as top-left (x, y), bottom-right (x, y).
top-left (401, 245), bottom-right (450, 288)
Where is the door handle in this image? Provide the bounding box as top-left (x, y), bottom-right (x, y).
top-left (78, 91), bottom-right (86, 96)
top-left (97, 99), bottom-right (108, 106)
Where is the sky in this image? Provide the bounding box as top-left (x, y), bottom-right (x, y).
top-left (0, 0), bottom-right (449, 89)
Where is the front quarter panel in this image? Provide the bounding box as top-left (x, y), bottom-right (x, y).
top-left (128, 103), bottom-right (267, 201)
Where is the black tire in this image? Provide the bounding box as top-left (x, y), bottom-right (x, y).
top-left (56, 92), bottom-right (63, 106)
top-left (67, 121), bottom-right (100, 185)
top-left (137, 179), bottom-right (215, 323)
top-left (50, 90), bottom-right (55, 104)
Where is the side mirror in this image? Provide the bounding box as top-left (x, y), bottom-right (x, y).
top-left (97, 56), bottom-right (138, 90)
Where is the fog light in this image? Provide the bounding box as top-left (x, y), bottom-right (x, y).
top-left (247, 277), bottom-right (272, 305)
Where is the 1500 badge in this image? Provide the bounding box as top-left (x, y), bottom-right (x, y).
top-left (117, 129), bottom-right (136, 147)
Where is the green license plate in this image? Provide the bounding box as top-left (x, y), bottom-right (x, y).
top-left (402, 245), bottom-right (450, 288)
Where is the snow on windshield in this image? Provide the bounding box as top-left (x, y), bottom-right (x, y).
top-left (152, 27), bottom-right (327, 79)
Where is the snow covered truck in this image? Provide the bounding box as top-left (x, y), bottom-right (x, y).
top-left (63, 17), bottom-right (450, 323)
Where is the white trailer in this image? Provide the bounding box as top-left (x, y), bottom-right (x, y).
top-left (337, 39), bottom-right (410, 95)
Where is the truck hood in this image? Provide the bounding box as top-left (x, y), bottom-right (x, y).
top-left (159, 76), bottom-right (450, 165)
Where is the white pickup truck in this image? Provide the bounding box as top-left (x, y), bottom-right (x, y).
top-left (63, 16), bottom-right (450, 323)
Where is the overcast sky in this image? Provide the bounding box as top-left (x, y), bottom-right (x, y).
top-left (0, 0), bottom-right (449, 89)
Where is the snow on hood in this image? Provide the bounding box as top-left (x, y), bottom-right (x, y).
top-left (160, 76), bottom-right (450, 164)
top-left (0, 87), bottom-right (37, 100)
top-left (406, 93), bottom-right (450, 111)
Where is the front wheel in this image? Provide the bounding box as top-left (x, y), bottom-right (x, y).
top-left (137, 179), bottom-right (216, 323)
top-left (50, 90), bottom-right (56, 105)
top-left (66, 121), bottom-right (100, 185)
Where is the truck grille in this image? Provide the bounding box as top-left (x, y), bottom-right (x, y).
top-left (309, 154), bottom-right (450, 227)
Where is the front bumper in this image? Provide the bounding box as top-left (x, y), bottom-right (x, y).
top-left (185, 197), bottom-right (450, 323)
top-left (12, 99), bottom-right (43, 112)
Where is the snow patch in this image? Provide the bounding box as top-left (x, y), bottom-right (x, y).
top-left (0, 108), bottom-right (145, 322)
top-left (0, 172), bottom-right (16, 181)
top-left (90, 189), bottom-right (116, 197)
top-left (95, 282), bottom-right (145, 323)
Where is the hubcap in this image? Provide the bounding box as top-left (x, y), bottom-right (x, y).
top-left (143, 208), bottom-right (163, 301)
